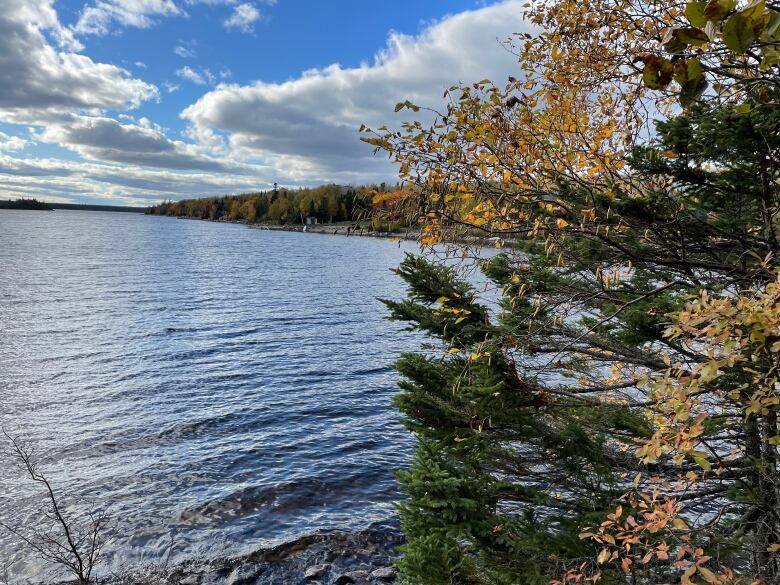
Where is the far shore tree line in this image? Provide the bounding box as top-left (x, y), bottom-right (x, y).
top-left (147, 183), bottom-right (404, 227)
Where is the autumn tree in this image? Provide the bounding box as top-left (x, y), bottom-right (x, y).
top-left (369, 1), bottom-right (780, 583)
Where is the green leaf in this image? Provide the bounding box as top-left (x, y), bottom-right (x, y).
top-left (642, 56), bottom-right (675, 89)
top-left (704, 0), bottom-right (737, 21)
top-left (734, 103), bottom-right (752, 112)
top-left (663, 28), bottom-right (709, 52)
top-left (435, 296), bottom-right (450, 304)
top-left (672, 57), bottom-right (708, 106)
top-left (723, 12), bottom-right (755, 53)
top-left (763, 9), bottom-right (780, 38)
top-left (691, 451), bottom-right (712, 471)
top-left (686, 1), bottom-right (708, 27)
top-left (741, 0), bottom-right (766, 21)
top-left (760, 46), bottom-right (780, 69)
top-left (663, 30), bottom-right (688, 53)
top-left (674, 58), bottom-right (704, 83)
top-left (768, 435), bottom-right (780, 445)
top-left (678, 27), bottom-right (711, 45)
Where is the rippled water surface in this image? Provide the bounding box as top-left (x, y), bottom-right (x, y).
top-left (0, 210), bottom-right (423, 579)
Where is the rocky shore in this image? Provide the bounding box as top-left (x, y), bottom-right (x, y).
top-left (105, 521), bottom-right (402, 585)
top-left (246, 222), bottom-right (420, 241)
top-left (172, 215), bottom-right (419, 240)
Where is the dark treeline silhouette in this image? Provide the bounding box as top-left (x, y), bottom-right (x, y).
top-left (51, 203), bottom-right (146, 213)
top-left (0, 198), bottom-right (53, 210)
top-left (147, 184), bottom-right (395, 225)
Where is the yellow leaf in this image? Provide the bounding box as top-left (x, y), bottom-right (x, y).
top-left (556, 218), bottom-right (570, 229)
top-left (673, 518), bottom-right (689, 530)
top-left (698, 566), bottom-right (719, 584)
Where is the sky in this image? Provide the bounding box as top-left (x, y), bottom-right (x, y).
top-left (0, 0), bottom-right (530, 205)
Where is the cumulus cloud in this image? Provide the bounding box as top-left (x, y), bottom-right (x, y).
top-left (40, 115), bottom-right (237, 171)
top-left (0, 0), bottom-right (158, 125)
top-left (182, 0), bottom-right (528, 176)
top-left (224, 3), bottom-right (261, 33)
top-left (74, 0), bottom-right (184, 36)
top-left (0, 132), bottom-right (29, 152)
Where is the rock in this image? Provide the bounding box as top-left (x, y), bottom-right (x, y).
top-left (334, 570), bottom-right (369, 584)
top-left (198, 569), bottom-right (231, 585)
top-left (304, 563), bottom-right (330, 580)
top-left (179, 575), bottom-right (199, 585)
top-left (369, 567), bottom-right (396, 581)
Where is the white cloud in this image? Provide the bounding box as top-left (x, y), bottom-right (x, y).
top-left (0, 0), bottom-right (158, 125)
top-left (174, 45), bottom-right (195, 58)
top-left (0, 132), bottom-right (28, 152)
top-left (39, 115), bottom-right (235, 171)
top-left (176, 66), bottom-right (215, 86)
top-left (74, 0), bottom-right (184, 36)
top-left (224, 3), bottom-right (261, 33)
top-left (176, 66), bottom-right (206, 85)
top-left (183, 1), bottom-right (528, 176)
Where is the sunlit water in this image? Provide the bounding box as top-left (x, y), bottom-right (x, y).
top-left (0, 210), bottom-right (425, 580)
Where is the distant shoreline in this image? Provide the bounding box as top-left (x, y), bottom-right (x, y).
top-left (0, 201), bottom-right (147, 213)
top-left (173, 215), bottom-right (423, 241)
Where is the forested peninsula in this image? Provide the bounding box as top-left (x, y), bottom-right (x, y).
top-left (147, 184), bottom-right (401, 228)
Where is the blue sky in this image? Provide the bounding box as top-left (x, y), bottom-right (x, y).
top-left (0, 0), bottom-right (528, 205)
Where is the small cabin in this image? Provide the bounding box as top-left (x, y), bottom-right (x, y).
top-left (305, 216), bottom-right (318, 225)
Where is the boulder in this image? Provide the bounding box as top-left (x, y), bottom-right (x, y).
top-left (304, 563), bottom-right (330, 580)
top-left (369, 567), bottom-right (396, 581)
top-left (334, 570), bottom-right (369, 584)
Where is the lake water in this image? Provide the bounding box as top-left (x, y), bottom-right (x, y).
top-left (0, 210), bottom-right (424, 580)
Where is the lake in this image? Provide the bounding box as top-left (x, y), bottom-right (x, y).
top-left (0, 210), bottom-right (424, 580)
